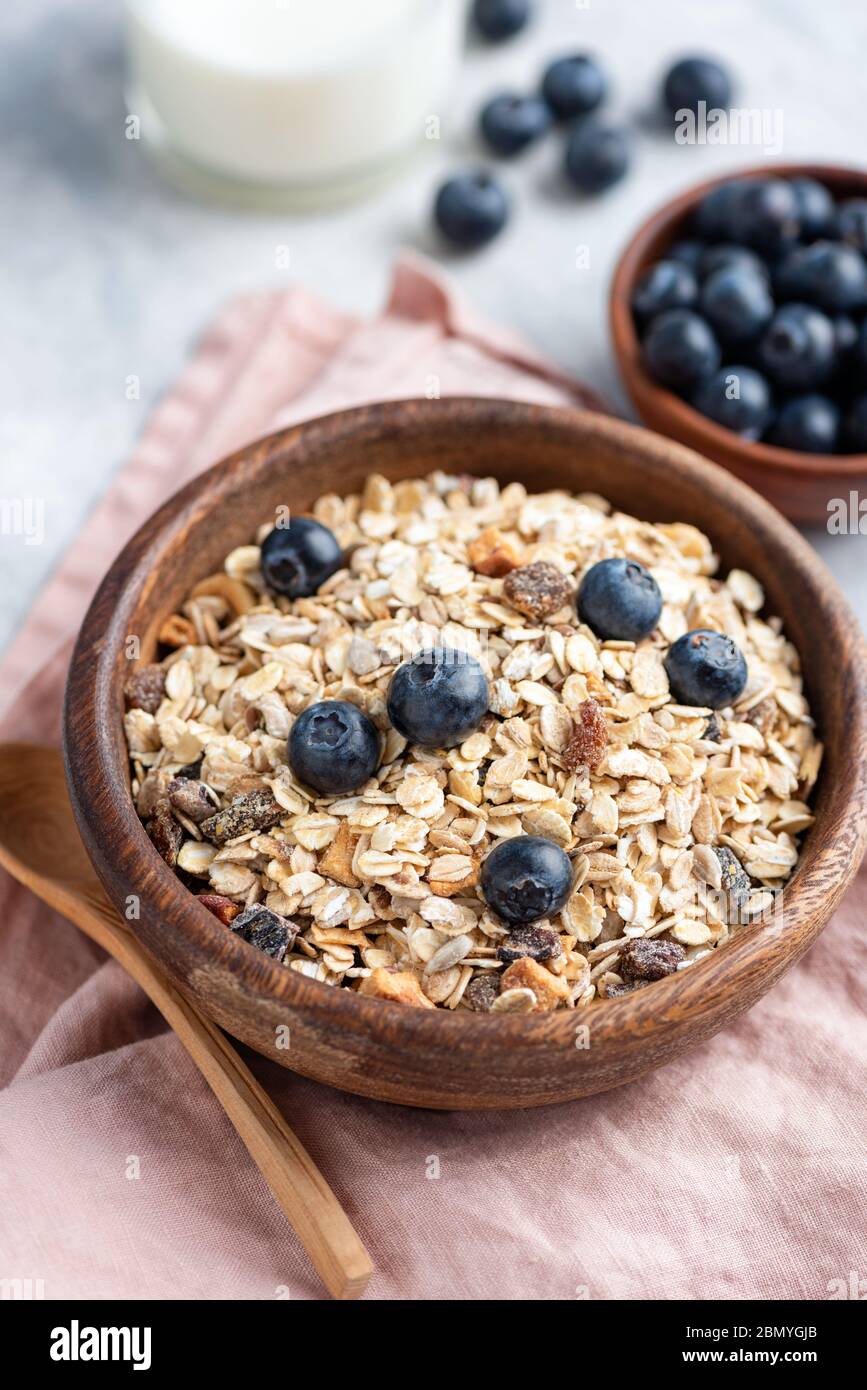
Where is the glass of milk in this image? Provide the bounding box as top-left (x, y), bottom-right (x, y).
top-left (125, 0), bottom-right (464, 207)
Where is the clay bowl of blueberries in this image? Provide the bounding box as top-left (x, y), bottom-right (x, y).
top-left (611, 164), bottom-right (867, 523)
top-left (64, 399), bottom-right (867, 1109)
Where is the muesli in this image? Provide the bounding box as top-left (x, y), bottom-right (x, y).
top-left (123, 471), bottom-right (821, 1013)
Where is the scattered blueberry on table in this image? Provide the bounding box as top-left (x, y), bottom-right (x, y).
top-left (479, 93), bottom-right (552, 157)
top-left (387, 649), bottom-right (490, 748)
top-left (480, 835), bottom-right (574, 927)
top-left (261, 516), bottom-right (343, 598)
top-left (664, 629), bottom-right (748, 709)
top-left (635, 173), bottom-right (867, 453)
top-left (662, 55), bottom-right (733, 117)
top-left (577, 558), bottom-right (662, 642)
top-left (541, 54), bottom-right (607, 119)
top-left (564, 118), bottom-right (631, 194)
top-left (434, 172), bottom-right (510, 248)
top-left (288, 699), bottom-right (380, 795)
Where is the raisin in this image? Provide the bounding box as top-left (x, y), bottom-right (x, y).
top-left (168, 778), bottom-right (217, 825)
top-left (465, 973), bottom-right (501, 1012)
top-left (620, 938), bottom-right (685, 981)
top-left (713, 846), bottom-right (752, 923)
top-left (146, 799), bottom-right (183, 867)
top-left (200, 789), bottom-right (283, 845)
top-left (563, 698), bottom-right (609, 771)
top-left (502, 561), bottom-right (573, 621)
top-left (497, 925), bottom-right (562, 963)
top-left (198, 894), bottom-right (243, 925)
top-left (124, 664), bottom-right (165, 714)
top-left (230, 905), bottom-right (297, 961)
top-left (703, 714), bottom-right (721, 743)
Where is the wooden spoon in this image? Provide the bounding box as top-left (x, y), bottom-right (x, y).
top-left (0, 742), bottom-right (372, 1301)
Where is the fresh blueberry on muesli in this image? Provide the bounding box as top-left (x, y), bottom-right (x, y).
top-left (664, 629), bottom-right (748, 709)
top-left (260, 516), bottom-right (343, 598)
top-left (481, 836), bottom-right (573, 928)
top-left (577, 557), bottom-right (662, 642)
top-left (288, 699), bottom-right (380, 795)
top-left (387, 649), bottom-right (489, 748)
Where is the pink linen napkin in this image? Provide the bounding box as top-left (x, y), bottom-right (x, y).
top-left (0, 255), bottom-right (863, 1302)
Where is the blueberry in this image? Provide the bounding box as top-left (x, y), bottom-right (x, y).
top-left (662, 55), bottom-right (732, 116)
top-left (473, 0), bottom-right (531, 41)
top-left (564, 119), bottom-right (630, 193)
top-left (387, 648), bottom-right (489, 748)
top-left (691, 365), bottom-right (772, 439)
top-left (842, 395), bottom-right (867, 453)
top-left (775, 240), bottom-right (867, 312)
top-left (758, 303), bottom-right (835, 390)
top-left (668, 239), bottom-right (705, 271)
top-left (480, 93), bottom-right (552, 156)
top-left (832, 314), bottom-right (860, 359)
top-left (833, 198), bottom-right (867, 253)
top-left (790, 177), bottom-right (834, 239)
top-left (434, 172), bottom-right (510, 249)
top-left (729, 178), bottom-right (800, 254)
top-left (698, 242), bottom-right (767, 282)
top-left (480, 835), bottom-right (574, 927)
top-left (260, 517), bottom-right (343, 598)
top-left (542, 54), bottom-right (607, 119)
top-left (693, 181), bottom-right (746, 240)
top-left (288, 700), bottom-right (380, 796)
top-left (577, 557), bottom-right (662, 641)
top-left (642, 309), bottom-right (721, 391)
top-left (664, 629), bottom-right (748, 709)
top-left (699, 266), bottom-right (774, 344)
top-left (631, 260), bottom-right (698, 322)
top-left (768, 394), bottom-right (839, 453)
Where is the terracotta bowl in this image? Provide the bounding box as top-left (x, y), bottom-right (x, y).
top-left (63, 399), bottom-right (867, 1110)
top-left (610, 163), bottom-right (867, 524)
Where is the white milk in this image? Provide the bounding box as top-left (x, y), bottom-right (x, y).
top-left (126, 0), bottom-right (463, 202)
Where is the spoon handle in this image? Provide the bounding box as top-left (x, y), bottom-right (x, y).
top-left (7, 867), bottom-right (373, 1301)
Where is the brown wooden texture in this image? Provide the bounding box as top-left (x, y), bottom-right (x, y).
top-left (63, 399), bottom-right (867, 1109)
top-left (0, 743), bottom-right (372, 1299)
top-left (610, 163), bottom-right (867, 524)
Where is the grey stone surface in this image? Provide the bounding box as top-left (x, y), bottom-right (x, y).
top-left (1, 0), bottom-right (865, 660)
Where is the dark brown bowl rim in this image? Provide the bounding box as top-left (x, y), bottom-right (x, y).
top-left (63, 398), bottom-right (867, 1054)
top-left (610, 161), bottom-right (867, 478)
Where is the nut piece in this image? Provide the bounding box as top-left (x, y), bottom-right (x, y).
top-left (168, 778), bottom-right (217, 825)
top-left (620, 938), bottom-right (685, 981)
top-left (146, 799), bottom-right (183, 867)
top-left (200, 789), bottom-right (283, 845)
top-left (468, 526), bottom-right (521, 578)
top-left (464, 973), bottom-right (501, 1012)
top-left (500, 956), bottom-right (570, 1010)
top-left (563, 698), bottom-right (609, 772)
top-left (230, 904), bottom-right (297, 960)
top-left (502, 561), bottom-right (573, 621)
top-left (358, 967), bottom-right (436, 1009)
top-left (713, 846), bottom-right (752, 924)
top-left (317, 821), bottom-right (360, 888)
top-left (497, 925), bottom-right (562, 964)
top-left (124, 664), bottom-right (165, 714)
top-left (198, 894), bottom-right (243, 925)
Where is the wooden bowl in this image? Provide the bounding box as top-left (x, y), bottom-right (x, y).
top-left (610, 163), bottom-right (867, 524)
top-left (63, 399), bottom-right (867, 1110)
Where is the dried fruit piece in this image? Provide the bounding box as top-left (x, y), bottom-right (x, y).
top-left (146, 799), bottom-right (183, 867)
top-left (317, 821), bottom-right (360, 888)
top-left (500, 956), bottom-right (570, 1010)
top-left (468, 526), bottom-right (521, 578)
top-left (619, 938), bottom-right (685, 981)
top-left (168, 778), bottom-right (217, 824)
top-left (502, 561), bottom-right (572, 620)
top-left (713, 846), bottom-right (752, 923)
top-left (358, 967), bottom-right (436, 1008)
top-left (497, 925), bottom-right (562, 964)
top-left (605, 980), bottom-right (648, 998)
top-left (703, 714), bottom-right (721, 743)
top-left (198, 894), bottom-right (243, 925)
top-left (124, 664), bottom-right (165, 714)
top-left (200, 789), bottom-right (283, 845)
top-left (230, 904), bottom-right (297, 960)
top-left (464, 973), bottom-right (501, 1012)
top-left (158, 614), bottom-right (196, 648)
top-left (562, 697), bottom-right (609, 771)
